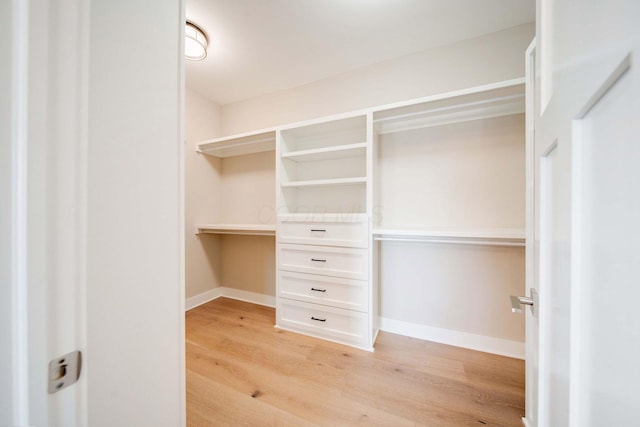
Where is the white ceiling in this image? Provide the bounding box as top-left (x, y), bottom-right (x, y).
top-left (185, 0), bottom-right (535, 106)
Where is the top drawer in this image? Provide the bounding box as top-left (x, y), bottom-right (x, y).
top-left (278, 216), bottom-right (368, 248)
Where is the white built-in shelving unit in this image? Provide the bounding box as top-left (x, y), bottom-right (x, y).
top-left (274, 113), bottom-right (375, 350)
top-left (194, 78), bottom-right (526, 352)
top-left (277, 114), bottom-right (369, 217)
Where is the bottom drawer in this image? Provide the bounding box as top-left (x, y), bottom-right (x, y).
top-left (277, 298), bottom-right (369, 348)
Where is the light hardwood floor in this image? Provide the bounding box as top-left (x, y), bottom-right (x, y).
top-left (186, 298), bottom-right (525, 426)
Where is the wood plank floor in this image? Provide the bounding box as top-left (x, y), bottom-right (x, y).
top-left (186, 298), bottom-right (525, 426)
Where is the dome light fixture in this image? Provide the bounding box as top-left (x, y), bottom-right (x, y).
top-left (185, 21), bottom-right (208, 61)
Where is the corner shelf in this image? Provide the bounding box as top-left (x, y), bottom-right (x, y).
top-left (196, 224), bottom-right (275, 236)
top-left (197, 129), bottom-right (276, 158)
top-left (281, 177), bottom-right (367, 188)
top-left (373, 227), bottom-right (525, 247)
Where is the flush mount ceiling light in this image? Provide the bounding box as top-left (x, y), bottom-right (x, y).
top-left (185, 21), bottom-right (208, 61)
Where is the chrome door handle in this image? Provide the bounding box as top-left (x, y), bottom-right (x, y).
top-left (510, 288), bottom-right (538, 317)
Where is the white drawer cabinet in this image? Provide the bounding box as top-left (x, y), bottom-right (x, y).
top-left (278, 243), bottom-right (368, 280)
top-left (277, 298), bottom-right (369, 347)
top-left (275, 115), bottom-right (374, 350)
top-left (278, 217), bottom-right (368, 248)
top-left (278, 271), bottom-right (367, 312)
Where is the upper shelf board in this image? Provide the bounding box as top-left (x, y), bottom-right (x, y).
top-left (281, 142), bottom-right (367, 162)
top-left (197, 129), bottom-right (276, 158)
top-left (281, 176), bottom-right (367, 188)
top-left (196, 223), bottom-right (276, 236)
top-left (373, 80), bottom-right (525, 135)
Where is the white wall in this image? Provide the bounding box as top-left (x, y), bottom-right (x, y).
top-left (185, 87), bottom-right (223, 299)
top-left (221, 23), bottom-right (534, 135)
top-left (87, 0), bottom-right (184, 425)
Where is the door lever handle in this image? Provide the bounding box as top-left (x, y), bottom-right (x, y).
top-left (510, 288), bottom-right (538, 317)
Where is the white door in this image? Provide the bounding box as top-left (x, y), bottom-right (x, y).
top-left (1, 1), bottom-right (186, 426)
top-left (523, 1), bottom-right (640, 425)
top-left (2, 1), bottom-right (87, 424)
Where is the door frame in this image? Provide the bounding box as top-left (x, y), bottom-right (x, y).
top-left (523, 37), bottom-right (537, 427)
top-left (2, 0), bottom-right (30, 423)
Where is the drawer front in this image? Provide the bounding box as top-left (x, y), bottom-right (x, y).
top-left (278, 244), bottom-right (368, 280)
top-left (278, 271), bottom-right (367, 312)
top-left (277, 299), bottom-right (368, 347)
top-left (278, 219), bottom-right (368, 248)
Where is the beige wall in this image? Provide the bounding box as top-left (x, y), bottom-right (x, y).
top-left (218, 151), bottom-right (276, 294)
top-left (221, 235), bottom-right (276, 296)
top-left (221, 23), bottom-right (534, 135)
top-left (185, 87), bottom-right (223, 299)
top-left (185, 91), bottom-right (277, 300)
top-left (379, 243), bottom-right (525, 341)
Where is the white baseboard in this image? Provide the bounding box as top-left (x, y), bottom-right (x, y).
top-left (185, 287), bottom-right (275, 311)
top-left (220, 287), bottom-right (276, 308)
top-left (185, 288), bottom-right (223, 311)
top-left (378, 317), bottom-right (525, 359)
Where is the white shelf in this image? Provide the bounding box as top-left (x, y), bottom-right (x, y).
top-left (281, 177), bottom-right (367, 188)
top-left (197, 129), bottom-right (276, 158)
top-left (282, 142), bottom-right (366, 162)
top-left (278, 213), bottom-right (368, 222)
top-left (373, 227), bottom-right (525, 247)
top-left (373, 80), bottom-right (525, 135)
top-left (196, 224), bottom-right (275, 236)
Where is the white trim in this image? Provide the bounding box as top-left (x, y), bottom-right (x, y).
top-left (77, 1), bottom-right (90, 424)
top-left (185, 287), bottom-right (276, 311)
top-left (11, 0), bottom-right (29, 423)
top-left (522, 416), bottom-right (532, 427)
top-left (178, 2), bottom-right (186, 426)
top-left (378, 317), bottom-right (525, 359)
top-left (524, 37), bottom-right (537, 427)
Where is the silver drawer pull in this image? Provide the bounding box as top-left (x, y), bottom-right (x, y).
top-left (311, 258), bottom-right (326, 263)
top-left (311, 316), bottom-right (326, 322)
top-left (311, 288), bottom-right (327, 293)
top-left (310, 229), bottom-right (326, 232)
